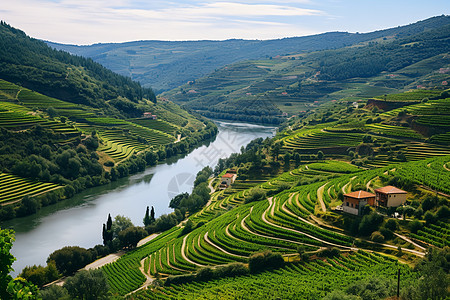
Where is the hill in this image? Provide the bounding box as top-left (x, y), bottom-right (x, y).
top-left (92, 89), bottom-right (450, 299)
top-left (0, 21), bottom-right (155, 118)
top-left (47, 16), bottom-right (450, 92)
top-left (161, 22), bottom-right (450, 124)
top-left (0, 23), bottom-right (218, 221)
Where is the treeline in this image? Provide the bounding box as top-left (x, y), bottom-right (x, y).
top-left (0, 120), bottom-right (217, 221)
top-left (197, 110), bottom-right (283, 125)
top-left (169, 167), bottom-right (213, 213)
top-left (315, 24), bottom-right (450, 81)
top-left (185, 97), bottom-right (284, 125)
top-left (0, 22), bottom-right (156, 113)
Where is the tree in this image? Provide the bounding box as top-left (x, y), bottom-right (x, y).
top-left (19, 262), bottom-right (59, 287)
top-left (170, 193), bottom-right (189, 209)
top-left (283, 152), bottom-right (291, 166)
top-left (143, 206), bottom-right (151, 226)
top-left (106, 214), bottom-right (112, 232)
top-left (0, 228), bottom-right (39, 299)
top-left (64, 269), bottom-right (110, 300)
top-left (409, 219), bottom-right (422, 233)
top-left (150, 206), bottom-right (155, 223)
top-left (317, 150), bottom-right (324, 160)
top-left (102, 214), bottom-right (113, 245)
top-left (411, 248), bottom-right (449, 300)
top-left (118, 226), bottom-right (147, 248)
top-left (181, 219), bottom-right (194, 236)
top-left (47, 246), bottom-right (93, 276)
top-left (40, 284), bottom-right (69, 300)
top-left (248, 250), bottom-right (284, 273)
top-left (245, 188), bottom-right (266, 203)
top-left (111, 215), bottom-right (134, 238)
top-left (0, 228), bottom-right (15, 299)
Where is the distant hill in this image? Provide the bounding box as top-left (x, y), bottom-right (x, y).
top-left (161, 21), bottom-right (450, 124)
top-left (47, 15), bottom-right (450, 92)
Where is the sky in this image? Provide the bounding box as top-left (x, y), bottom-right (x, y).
top-left (1, 0), bottom-right (449, 45)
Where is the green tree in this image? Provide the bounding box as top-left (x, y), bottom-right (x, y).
top-left (19, 262), bottom-right (59, 287)
top-left (40, 285), bottom-right (69, 300)
top-left (412, 248), bottom-right (449, 300)
top-left (143, 206), bottom-right (151, 226)
top-left (64, 269), bottom-right (110, 300)
top-left (317, 150), bottom-right (324, 160)
top-left (118, 226), bottom-right (147, 248)
top-left (47, 246), bottom-right (93, 276)
top-left (150, 206), bottom-right (155, 223)
top-left (111, 215), bottom-right (134, 238)
top-left (181, 219), bottom-right (194, 236)
top-left (0, 228), bottom-right (39, 299)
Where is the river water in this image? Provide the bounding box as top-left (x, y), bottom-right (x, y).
top-left (1, 121), bottom-right (276, 277)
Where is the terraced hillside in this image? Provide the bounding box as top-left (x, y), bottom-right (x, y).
top-left (0, 79), bottom-right (215, 220)
top-left (97, 87), bottom-right (450, 299)
top-left (101, 156), bottom-right (450, 297)
top-left (0, 173), bottom-right (63, 205)
top-left (162, 23), bottom-right (450, 124)
top-left (131, 251), bottom-right (414, 299)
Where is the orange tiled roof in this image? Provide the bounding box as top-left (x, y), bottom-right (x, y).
top-left (374, 186), bottom-right (407, 194)
top-left (222, 173), bottom-right (234, 178)
top-left (344, 190), bottom-right (375, 199)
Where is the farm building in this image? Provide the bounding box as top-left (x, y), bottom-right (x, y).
top-left (221, 173), bottom-right (236, 185)
top-left (342, 190), bottom-right (376, 215)
top-left (374, 186), bottom-right (407, 207)
top-left (219, 172), bottom-right (237, 189)
top-left (143, 112), bottom-right (157, 119)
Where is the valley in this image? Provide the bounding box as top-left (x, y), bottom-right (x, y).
top-left (0, 14), bottom-right (449, 300)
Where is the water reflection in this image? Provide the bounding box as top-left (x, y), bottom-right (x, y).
top-left (2, 120), bottom-right (276, 276)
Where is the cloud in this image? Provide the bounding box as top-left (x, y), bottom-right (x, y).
top-left (1, 0), bottom-right (324, 44)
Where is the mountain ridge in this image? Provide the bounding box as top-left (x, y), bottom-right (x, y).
top-left (46, 15), bottom-right (450, 92)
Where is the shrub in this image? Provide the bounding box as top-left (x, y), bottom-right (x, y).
top-left (317, 247), bottom-right (341, 258)
top-left (245, 188), bottom-right (267, 204)
top-left (370, 231), bottom-right (385, 243)
top-left (248, 250), bottom-right (284, 273)
top-left (384, 219), bottom-right (398, 231)
top-left (423, 211), bottom-right (437, 225)
top-left (409, 220), bottom-right (423, 234)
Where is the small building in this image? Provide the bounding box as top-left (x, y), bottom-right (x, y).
top-left (343, 190), bottom-right (376, 215)
top-left (374, 186), bottom-right (407, 207)
top-left (143, 112), bottom-right (157, 119)
top-left (221, 173), bottom-right (237, 186)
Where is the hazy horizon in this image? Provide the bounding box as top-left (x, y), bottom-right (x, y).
top-left (1, 0), bottom-right (449, 45)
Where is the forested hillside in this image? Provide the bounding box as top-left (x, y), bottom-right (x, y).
top-left (0, 22), bottom-right (155, 116)
top-left (47, 16), bottom-right (450, 92)
top-left (0, 23), bottom-right (218, 221)
top-left (162, 21), bottom-right (450, 124)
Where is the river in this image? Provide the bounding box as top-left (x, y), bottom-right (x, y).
top-left (1, 120), bottom-right (276, 277)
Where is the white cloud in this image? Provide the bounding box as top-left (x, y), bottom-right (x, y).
top-left (1, 0), bottom-right (324, 44)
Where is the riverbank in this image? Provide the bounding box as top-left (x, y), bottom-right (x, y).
top-left (4, 121), bottom-right (276, 277)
